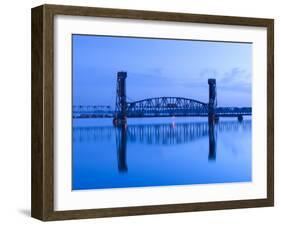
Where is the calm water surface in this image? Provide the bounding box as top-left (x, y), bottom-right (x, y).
top-left (72, 117), bottom-right (252, 190)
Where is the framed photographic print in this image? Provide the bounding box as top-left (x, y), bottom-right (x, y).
top-left (31, 4), bottom-right (274, 221)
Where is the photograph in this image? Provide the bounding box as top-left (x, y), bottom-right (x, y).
top-left (30, 3), bottom-right (274, 221)
top-left (72, 34), bottom-right (252, 190)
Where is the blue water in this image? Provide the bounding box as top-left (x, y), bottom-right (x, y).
top-left (72, 117), bottom-right (252, 190)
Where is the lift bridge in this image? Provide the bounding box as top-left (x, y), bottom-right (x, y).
top-left (73, 71), bottom-right (252, 124)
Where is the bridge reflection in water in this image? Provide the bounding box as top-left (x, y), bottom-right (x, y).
top-left (73, 120), bottom-right (251, 172)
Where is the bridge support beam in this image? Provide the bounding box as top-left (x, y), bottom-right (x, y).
top-left (114, 71), bottom-right (127, 126)
top-left (208, 79), bottom-right (217, 123)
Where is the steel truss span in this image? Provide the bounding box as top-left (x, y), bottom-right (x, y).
top-left (127, 97), bottom-right (209, 117)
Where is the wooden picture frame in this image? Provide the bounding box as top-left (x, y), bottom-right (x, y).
top-left (31, 4), bottom-right (274, 221)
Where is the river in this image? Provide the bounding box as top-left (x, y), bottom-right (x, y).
top-left (72, 117), bottom-right (252, 190)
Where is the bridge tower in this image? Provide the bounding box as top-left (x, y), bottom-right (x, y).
top-left (208, 79), bottom-right (217, 123)
top-left (113, 71), bottom-right (127, 126)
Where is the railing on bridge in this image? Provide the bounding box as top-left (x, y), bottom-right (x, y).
top-left (72, 104), bottom-right (252, 119)
top-left (216, 107), bottom-right (252, 116)
top-left (73, 105), bottom-right (114, 118)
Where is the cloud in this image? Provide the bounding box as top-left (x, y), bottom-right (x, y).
top-left (218, 67), bottom-right (251, 93)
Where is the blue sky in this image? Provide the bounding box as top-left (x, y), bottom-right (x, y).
top-left (72, 35), bottom-right (252, 107)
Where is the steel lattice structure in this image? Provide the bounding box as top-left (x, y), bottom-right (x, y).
top-left (215, 107), bottom-right (252, 116)
top-left (72, 105), bottom-right (113, 118)
top-left (126, 97), bottom-right (209, 117)
top-left (72, 101), bottom-right (252, 118)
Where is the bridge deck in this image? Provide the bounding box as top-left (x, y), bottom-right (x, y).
top-left (73, 107), bottom-right (252, 119)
